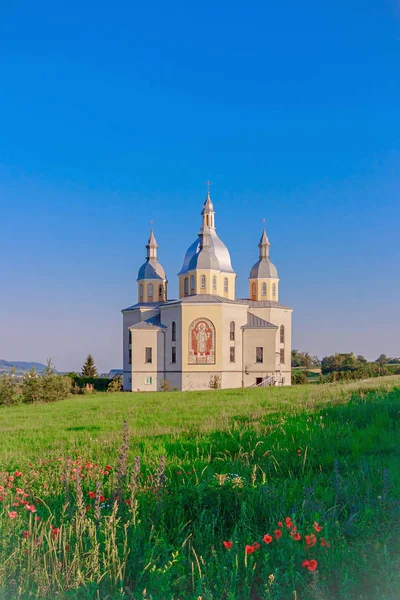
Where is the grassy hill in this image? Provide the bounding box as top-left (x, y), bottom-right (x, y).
top-left (0, 359), bottom-right (46, 375)
top-left (0, 376), bottom-right (400, 599)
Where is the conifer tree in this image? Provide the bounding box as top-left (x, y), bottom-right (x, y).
top-left (81, 354), bottom-right (98, 377)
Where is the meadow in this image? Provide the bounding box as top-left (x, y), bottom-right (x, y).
top-left (0, 376), bottom-right (400, 600)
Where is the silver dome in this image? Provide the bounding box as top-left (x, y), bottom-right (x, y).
top-left (249, 258), bottom-right (278, 279)
top-left (137, 259), bottom-right (166, 281)
top-left (178, 229), bottom-right (235, 275)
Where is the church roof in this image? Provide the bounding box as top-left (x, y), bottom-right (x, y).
top-left (236, 299), bottom-right (293, 310)
top-left (121, 301), bottom-right (165, 312)
top-left (249, 258), bottom-right (278, 279)
top-left (242, 312), bottom-right (277, 329)
top-left (137, 259), bottom-right (166, 281)
top-left (130, 315), bottom-right (167, 329)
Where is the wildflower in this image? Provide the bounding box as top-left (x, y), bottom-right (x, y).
top-left (263, 534), bottom-right (273, 544)
top-left (105, 466), bottom-right (112, 471)
top-left (321, 538), bottom-right (330, 547)
top-left (8, 511), bottom-right (18, 519)
top-left (245, 545), bottom-right (255, 555)
top-left (223, 541), bottom-right (233, 549)
top-left (292, 532), bottom-right (301, 541)
top-left (177, 471), bottom-right (182, 475)
top-left (15, 471), bottom-right (23, 477)
top-left (26, 504), bottom-right (37, 513)
top-left (34, 516), bottom-right (40, 521)
top-left (313, 522), bottom-right (322, 532)
top-left (88, 491), bottom-right (96, 499)
top-left (285, 517), bottom-right (293, 528)
top-left (305, 534), bottom-right (317, 548)
top-left (99, 495), bottom-right (105, 502)
top-left (297, 449), bottom-right (301, 455)
top-left (65, 544), bottom-right (70, 551)
top-left (274, 529), bottom-right (283, 540)
top-left (12, 502), bottom-right (19, 507)
top-left (303, 559), bottom-right (318, 572)
top-left (278, 521), bottom-right (283, 528)
top-left (23, 531), bottom-right (31, 539)
top-left (253, 542), bottom-right (261, 550)
top-left (51, 527), bottom-right (60, 539)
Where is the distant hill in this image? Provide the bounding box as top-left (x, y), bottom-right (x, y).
top-left (0, 359), bottom-right (47, 375)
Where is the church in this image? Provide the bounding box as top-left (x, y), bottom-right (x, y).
top-left (122, 192), bottom-right (293, 391)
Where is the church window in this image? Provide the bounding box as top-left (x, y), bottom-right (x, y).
top-left (190, 275), bottom-right (195, 291)
top-left (280, 325), bottom-right (285, 344)
top-left (201, 275), bottom-right (206, 289)
top-left (139, 284), bottom-right (143, 299)
top-left (158, 285), bottom-right (163, 300)
top-left (262, 283), bottom-right (267, 296)
top-left (172, 321), bottom-right (176, 342)
top-left (224, 277), bottom-right (228, 293)
top-left (129, 330), bottom-right (132, 345)
top-left (256, 347), bottom-right (263, 363)
top-left (171, 346), bottom-right (176, 363)
top-left (184, 278), bottom-right (189, 295)
top-left (230, 346), bottom-right (235, 363)
top-left (148, 284), bottom-right (153, 298)
top-left (280, 349), bottom-right (285, 364)
top-left (145, 347), bottom-right (152, 363)
top-left (129, 348), bottom-right (132, 364)
top-left (188, 317), bottom-right (216, 364)
top-left (206, 215), bottom-right (209, 226)
top-left (230, 321), bottom-right (235, 341)
top-left (213, 275), bottom-right (217, 290)
top-left (272, 284), bottom-right (276, 297)
top-left (252, 283), bottom-right (256, 298)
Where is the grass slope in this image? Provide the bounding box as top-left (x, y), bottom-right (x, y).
top-left (0, 376), bottom-right (399, 599)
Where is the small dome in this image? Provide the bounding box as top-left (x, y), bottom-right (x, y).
top-left (188, 248), bottom-right (220, 270)
top-left (249, 258), bottom-right (278, 279)
top-left (178, 229), bottom-right (235, 274)
top-left (137, 259), bottom-right (166, 281)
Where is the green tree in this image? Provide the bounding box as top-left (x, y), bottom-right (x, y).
top-left (81, 355), bottom-right (98, 377)
top-left (375, 354), bottom-right (388, 367)
top-left (0, 369), bottom-right (19, 406)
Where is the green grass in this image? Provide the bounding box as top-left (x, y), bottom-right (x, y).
top-left (0, 376), bottom-right (400, 599)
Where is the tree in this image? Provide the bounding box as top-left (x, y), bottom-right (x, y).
top-left (375, 354), bottom-right (388, 367)
top-left (0, 369), bottom-right (19, 406)
top-left (81, 355), bottom-right (98, 377)
top-left (357, 355), bottom-right (368, 364)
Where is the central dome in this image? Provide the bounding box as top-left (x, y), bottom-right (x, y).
top-left (178, 228), bottom-right (235, 274)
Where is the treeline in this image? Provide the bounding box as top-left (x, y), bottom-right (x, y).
top-left (0, 358), bottom-right (122, 407)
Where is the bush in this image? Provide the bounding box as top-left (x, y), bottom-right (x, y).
top-left (107, 376), bottom-right (122, 393)
top-left (291, 371), bottom-right (308, 385)
top-left (209, 375), bottom-right (221, 389)
top-left (0, 371), bottom-right (20, 406)
top-left (21, 361), bottom-right (71, 404)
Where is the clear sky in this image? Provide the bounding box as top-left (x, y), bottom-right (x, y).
top-left (1, 0), bottom-right (399, 373)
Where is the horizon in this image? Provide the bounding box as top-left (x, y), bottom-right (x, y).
top-left (1, 0), bottom-right (399, 373)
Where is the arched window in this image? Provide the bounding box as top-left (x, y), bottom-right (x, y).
top-left (201, 275), bottom-right (206, 289)
top-left (148, 283), bottom-right (153, 298)
top-left (262, 283), bottom-right (267, 296)
top-left (272, 284), bottom-right (276, 297)
top-left (280, 325), bottom-right (285, 344)
top-left (158, 284), bottom-right (163, 300)
top-left (184, 278), bottom-right (189, 295)
top-left (172, 321), bottom-right (176, 342)
top-left (190, 275), bottom-right (195, 291)
top-left (206, 215), bottom-right (209, 226)
top-left (252, 283), bottom-right (256, 298)
top-left (139, 284), bottom-right (143, 299)
top-left (230, 321), bottom-right (235, 341)
top-left (213, 275), bottom-right (217, 290)
top-left (224, 277), bottom-right (228, 293)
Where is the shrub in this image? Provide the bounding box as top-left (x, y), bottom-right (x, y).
top-left (0, 371), bottom-right (19, 405)
top-left (107, 376), bottom-right (122, 393)
top-left (292, 371), bottom-right (308, 385)
top-left (21, 361), bottom-right (71, 404)
top-left (209, 375), bottom-right (221, 389)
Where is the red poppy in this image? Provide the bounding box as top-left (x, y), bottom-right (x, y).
top-left (177, 471), bottom-right (182, 475)
top-left (88, 491), bottom-right (96, 499)
top-left (313, 522), bottom-right (322, 532)
top-left (292, 532), bottom-right (301, 541)
top-left (15, 471), bottom-right (23, 477)
top-left (245, 545), bottom-right (255, 555)
top-left (252, 542), bottom-right (261, 551)
top-left (34, 516), bottom-right (40, 521)
top-left (321, 538), bottom-right (330, 547)
top-left (223, 541), bottom-right (233, 549)
top-left (285, 517), bottom-right (293, 528)
top-left (305, 534), bottom-right (317, 548)
top-left (99, 495), bottom-right (105, 503)
top-left (51, 527), bottom-right (60, 539)
top-left (8, 511), bottom-right (18, 519)
top-left (274, 529), bottom-right (283, 540)
top-left (23, 530), bottom-right (31, 539)
top-left (308, 559), bottom-right (317, 571)
top-left (263, 534), bottom-right (273, 544)
top-left (105, 466), bottom-right (112, 471)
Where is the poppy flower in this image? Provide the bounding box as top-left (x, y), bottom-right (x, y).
top-left (88, 491), bottom-right (96, 499)
top-left (308, 559), bottom-right (317, 571)
top-left (263, 534), bottom-right (273, 544)
top-left (99, 495), bottom-right (105, 503)
top-left (252, 542), bottom-right (261, 551)
top-left (8, 511), bottom-right (17, 519)
top-left (305, 534), bottom-right (317, 548)
top-left (274, 529), bottom-right (283, 540)
top-left (34, 516), bottom-right (40, 521)
top-left (51, 527), bottom-right (60, 539)
top-left (285, 517), bottom-right (293, 528)
top-left (313, 522), bottom-right (322, 532)
top-left (15, 471), bottom-right (23, 477)
top-left (245, 545), bottom-right (255, 555)
top-left (223, 541), bottom-right (233, 549)
top-left (292, 532), bottom-right (301, 541)
top-left (321, 538), bottom-right (330, 547)
top-left (23, 530), bottom-right (31, 539)
top-left (278, 521), bottom-right (283, 528)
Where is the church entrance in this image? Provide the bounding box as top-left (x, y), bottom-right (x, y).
top-left (255, 377), bottom-right (263, 386)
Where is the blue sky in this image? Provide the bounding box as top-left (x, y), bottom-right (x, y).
top-left (1, 0), bottom-right (399, 372)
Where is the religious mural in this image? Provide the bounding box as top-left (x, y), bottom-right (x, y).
top-left (188, 318), bottom-right (216, 364)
